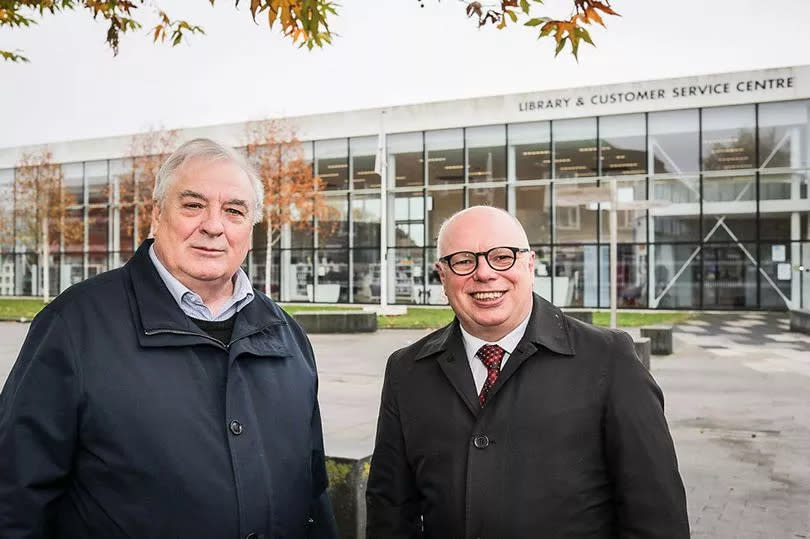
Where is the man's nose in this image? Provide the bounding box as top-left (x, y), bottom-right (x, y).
top-left (199, 210), bottom-right (225, 236)
top-left (472, 254), bottom-right (497, 280)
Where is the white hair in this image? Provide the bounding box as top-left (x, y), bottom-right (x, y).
top-left (153, 138), bottom-right (264, 224)
top-left (436, 206), bottom-right (529, 258)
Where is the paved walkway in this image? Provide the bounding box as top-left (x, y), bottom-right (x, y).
top-left (1, 314), bottom-right (809, 537)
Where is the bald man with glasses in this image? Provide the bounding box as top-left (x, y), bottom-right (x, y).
top-left (366, 206), bottom-right (689, 539)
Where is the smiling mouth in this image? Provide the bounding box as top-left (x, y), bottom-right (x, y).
top-left (471, 291), bottom-right (505, 301)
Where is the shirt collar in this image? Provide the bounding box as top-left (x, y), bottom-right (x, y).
top-left (459, 310), bottom-right (532, 361)
top-left (148, 243), bottom-right (254, 320)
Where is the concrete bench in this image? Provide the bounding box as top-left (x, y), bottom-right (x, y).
top-left (640, 325), bottom-right (674, 355)
top-left (563, 310), bottom-right (593, 324)
top-left (633, 337), bottom-right (651, 370)
top-left (789, 309), bottom-right (810, 335)
top-left (325, 455), bottom-right (371, 539)
top-left (292, 311), bottom-right (377, 334)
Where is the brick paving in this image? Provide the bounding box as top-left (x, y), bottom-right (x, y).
top-left (2, 313), bottom-right (809, 538)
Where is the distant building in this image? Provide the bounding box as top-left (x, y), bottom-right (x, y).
top-left (1, 66), bottom-right (809, 310)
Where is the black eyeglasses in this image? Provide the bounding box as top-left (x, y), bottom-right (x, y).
top-left (438, 246), bottom-right (530, 276)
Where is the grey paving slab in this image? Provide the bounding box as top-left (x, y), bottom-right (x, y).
top-left (1, 316), bottom-right (809, 537)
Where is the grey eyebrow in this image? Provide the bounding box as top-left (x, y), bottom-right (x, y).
top-left (178, 191), bottom-right (248, 210)
top-left (179, 190), bottom-right (206, 201)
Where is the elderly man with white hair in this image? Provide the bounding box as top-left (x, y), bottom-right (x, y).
top-left (0, 138), bottom-right (338, 538)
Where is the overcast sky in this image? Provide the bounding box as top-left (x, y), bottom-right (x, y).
top-left (2, 0), bottom-right (810, 149)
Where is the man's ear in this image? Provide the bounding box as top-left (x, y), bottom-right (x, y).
top-left (150, 201), bottom-right (161, 238)
top-left (435, 261), bottom-right (447, 284)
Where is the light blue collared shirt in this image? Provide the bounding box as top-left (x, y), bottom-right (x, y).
top-left (149, 244), bottom-right (255, 322)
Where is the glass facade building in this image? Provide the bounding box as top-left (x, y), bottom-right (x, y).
top-left (2, 68), bottom-right (809, 310)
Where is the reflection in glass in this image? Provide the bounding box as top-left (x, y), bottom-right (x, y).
top-left (516, 185), bottom-right (551, 244)
top-left (427, 189), bottom-right (463, 245)
top-left (702, 243), bottom-right (757, 308)
top-left (509, 121), bottom-right (551, 181)
top-left (88, 207), bottom-right (108, 252)
top-left (599, 179), bottom-right (647, 243)
top-left (762, 171), bottom-right (808, 201)
top-left (759, 213), bottom-right (792, 241)
top-left (553, 182), bottom-right (598, 243)
top-left (466, 125), bottom-right (506, 183)
top-left (62, 163), bottom-right (84, 204)
top-left (319, 195), bottom-right (348, 248)
top-left (423, 247), bottom-right (447, 305)
top-left (702, 175), bottom-right (755, 202)
top-left (288, 250), bottom-right (314, 301)
top-left (468, 187), bottom-right (506, 209)
top-left (251, 248), bottom-right (281, 300)
top-left (758, 100), bottom-right (809, 168)
top-left (389, 247), bottom-right (424, 304)
top-left (653, 215), bottom-right (700, 242)
top-left (530, 246), bottom-right (553, 302)
top-left (649, 109), bottom-right (699, 174)
top-left (553, 118), bottom-right (597, 179)
top-left (388, 132), bottom-right (424, 187)
top-left (315, 139), bottom-right (348, 190)
top-left (63, 208), bottom-right (84, 251)
top-left (352, 248), bottom-right (380, 303)
top-left (701, 215), bottom-right (756, 242)
top-left (426, 129), bottom-right (464, 185)
top-left (85, 160), bottom-right (108, 205)
top-left (599, 114), bottom-right (646, 175)
top-left (351, 194), bottom-right (381, 247)
top-left (759, 242), bottom-right (793, 309)
top-left (653, 244), bottom-right (701, 308)
top-left (393, 192), bottom-right (424, 247)
top-left (315, 249), bottom-right (348, 302)
top-left (553, 245), bottom-right (597, 307)
top-left (350, 136), bottom-right (380, 189)
top-left (599, 244), bottom-right (648, 308)
top-left (701, 105), bottom-right (755, 171)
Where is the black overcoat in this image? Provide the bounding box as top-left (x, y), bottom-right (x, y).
top-left (366, 294), bottom-right (689, 539)
top-left (0, 240), bottom-right (338, 538)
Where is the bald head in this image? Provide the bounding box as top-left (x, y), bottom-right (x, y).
top-left (436, 206), bottom-right (530, 258)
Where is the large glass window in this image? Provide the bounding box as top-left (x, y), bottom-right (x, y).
top-left (599, 179), bottom-right (647, 243)
top-left (352, 194), bottom-right (381, 247)
top-left (553, 118), bottom-right (597, 179)
top-left (393, 192), bottom-right (424, 247)
top-left (649, 109), bottom-right (699, 174)
top-left (652, 244), bottom-right (701, 308)
top-left (318, 195), bottom-right (348, 248)
top-left (515, 185), bottom-right (551, 244)
top-left (599, 244), bottom-right (648, 308)
top-left (553, 182), bottom-right (598, 243)
top-left (702, 243), bottom-right (757, 309)
top-left (426, 129), bottom-right (464, 185)
top-left (388, 132), bottom-right (423, 187)
top-left (315, 139), bottom-right (348, 190)
top-left (509, 121), bottom-right (551, 181)
top-left (85, 160), bottom-right (108, 205)
top-left (427, 189), bottom-right (463, 245)
top-left (62, 163), bottom-right (84, 204)
top-left (389, 247), bottom-right (424, 304)
top-left (599, 114), bottom-right (646, 176)
top-left (553, 245), bottom-right (598, 307)
top-left (288, 250), bottom-right (314, 301)
top-left (88, 207), bottom-right (108, 252)
top-left (352, 248), bottom-right (380, 303)
top-left (468, 186), bottom-right (506, 209)
top-left (758, 100), bottom-right (810, 169)
top-left (350, 136), bottom-right (381, 189)
top-left (702, 105), bottom-right (756, 171)
top-left (315, 248), bottom-right (348, 302)
top-left (466, 125), bottom-right (506, 183)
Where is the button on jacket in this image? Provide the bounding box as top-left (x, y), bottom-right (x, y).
top-left (0, 240), bottom-right (338, 539)
top-left (366, 294), bottom-right (689, 539)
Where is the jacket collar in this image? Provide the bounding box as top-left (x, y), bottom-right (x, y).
top-left (415, 293), bottom-right (575, 361)
top-left (125, 239), bottom-right (287, 351)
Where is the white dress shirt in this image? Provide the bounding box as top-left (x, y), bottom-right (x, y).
top-left (459, 312), bottom-right (532, 394)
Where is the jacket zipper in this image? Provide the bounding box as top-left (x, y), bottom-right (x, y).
top-left (143, 328), bottom-right (230, 350)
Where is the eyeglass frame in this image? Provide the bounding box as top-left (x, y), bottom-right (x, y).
top-left (437, 246), bottom-right (531, 276)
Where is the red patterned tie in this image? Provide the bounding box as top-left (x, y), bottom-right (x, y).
top-left (477, 344), bottom-right (506, 406)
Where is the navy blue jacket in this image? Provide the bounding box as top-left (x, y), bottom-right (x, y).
top-left (0, 240), bottom-right (338, 539)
